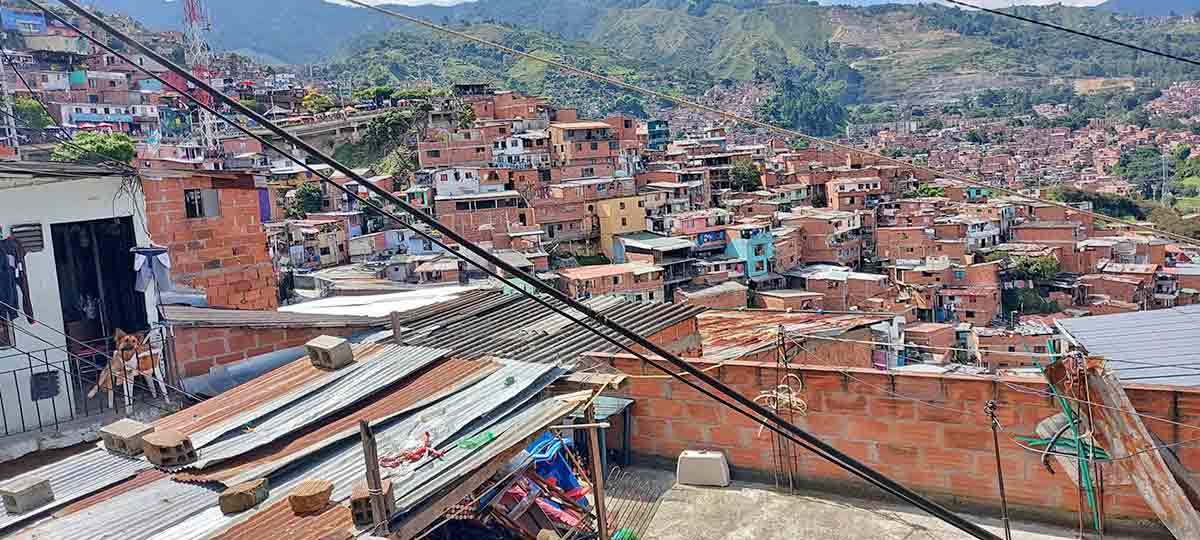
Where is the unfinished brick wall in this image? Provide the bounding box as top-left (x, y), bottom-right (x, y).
top-left (604, 353), bottom-right (1200, 523)
top-left (172, 325), bottom-right (374, 378)
top-left (143, 173), bottom-right (277, 310)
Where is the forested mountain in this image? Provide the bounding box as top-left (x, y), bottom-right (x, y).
top-left (87, 0), bottom-right (1200, 134)
top-left (1098, 0), bottom-right (1200, 17)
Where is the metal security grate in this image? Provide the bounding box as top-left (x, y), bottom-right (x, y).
top-left (9, 223), bottom-right (44, 252)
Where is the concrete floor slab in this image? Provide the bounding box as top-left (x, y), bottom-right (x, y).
top-left (615, 467), bottom-right (1150, 540)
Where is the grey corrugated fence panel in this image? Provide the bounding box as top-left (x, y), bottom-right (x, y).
top-left (0, 448), bottom-right (150, 534)
top-left (163, 360), bottom-right (561, 540)
top-left (185, 346), bottom-right (450, 470)
top-left (16, 476), bottom-right (217, 540)
top-left (188, 346), bottom-right (376, 448)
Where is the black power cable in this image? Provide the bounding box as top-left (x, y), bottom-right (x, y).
top-left (39, 2), bottom-right (1001, 538)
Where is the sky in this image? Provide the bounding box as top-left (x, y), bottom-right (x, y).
top-left (323, 0), bottom-right (1106, 6)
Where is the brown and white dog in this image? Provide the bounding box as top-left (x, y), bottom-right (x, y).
top-left (87, 329), bottom-right (170, 408)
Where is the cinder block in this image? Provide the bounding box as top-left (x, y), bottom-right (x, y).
top-left (305, 335), bottom-right (353, 370)
top-left (219, 478), bottom-right (269, 514)
top-left (0, 476), bottom-right (53, 513)
top-left (676, 449), bottom-right (730, 487)
top-left (349, 480), bottom-right (397, 527)
top-left (99, 418), bottom-right (155, 457)
top-left (288, 479), bottom-right (333, 515)
top-left (142, 429), bottom-right (197, 467)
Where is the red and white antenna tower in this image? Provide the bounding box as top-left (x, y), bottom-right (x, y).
top-left (183, 0), bottom-right (217, 150)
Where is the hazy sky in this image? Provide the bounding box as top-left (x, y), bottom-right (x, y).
top-left (325, 0), bottom-right (1107, 6)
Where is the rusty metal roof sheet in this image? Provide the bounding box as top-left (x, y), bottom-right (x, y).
top-left (182, 343), bottom-right (399, 448)
top-left (157, 360), bottom-right (564, 540)
top-left (183, 345), bottom-right (452, 470)
top-left (213, 497), bottom-right (353, 540)
top-left (14, 476), bottom-right (218, 540)
top-left (698, 309), bottom-right (891, 361)
top-left (162, 305), bottom-right (387, 329)
top-left (176, 358), bottom-right (496, 485)
top-left (0, 448), bottom-right (150, 534)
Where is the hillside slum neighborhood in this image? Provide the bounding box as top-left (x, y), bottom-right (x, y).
top-left (3, 11), bottom-right (1200, 535)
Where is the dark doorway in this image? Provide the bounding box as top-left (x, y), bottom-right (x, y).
top-left (52, 217), bottom-right (147, 345)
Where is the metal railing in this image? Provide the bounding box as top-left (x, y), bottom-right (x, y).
top-left (0, 328), bottom-right (174, 439)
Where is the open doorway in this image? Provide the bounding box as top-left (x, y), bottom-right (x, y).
top-left (51, 217), bottom-right (148, 410)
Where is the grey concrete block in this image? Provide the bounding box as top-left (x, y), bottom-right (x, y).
top-left (0, 476), bottom-right (53, 514)
top-left (99, 418), bottom-right (155, 456)
top-left (305, 335), bottom-right (353, 370)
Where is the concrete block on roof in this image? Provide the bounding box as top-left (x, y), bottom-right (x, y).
top-left (99, 418), bottom-right (155, 457)
top-left (0, 476), bottom-right (53, 513)
top-left (219, 478), bottom-right (269, 514)
top-left (676, 449), bottom-right (730, 487)
top-left (288, 479), bottom-right (334, 515)
top-left (350, 480), bottom-right (397, 527)
top-left (305, 335), bottom-right (353, 370)
top-left (142, 429), bottom-right (197, 467)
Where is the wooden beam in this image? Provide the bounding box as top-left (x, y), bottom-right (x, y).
top-left (1048, 357), bottom-right (1200, 538)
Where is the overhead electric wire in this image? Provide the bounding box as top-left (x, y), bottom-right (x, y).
top-left (340, 0), bottom-right (1200, 251)
top-left (39, 2), bottom-right (1003, 538)
top-left (942, 0), bottom-right (1200, 69)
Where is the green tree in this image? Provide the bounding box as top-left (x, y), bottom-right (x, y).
top-left (50, 131), bottom-right (135, 165)
top-left (965, 130), bottom-right (988, 144)
top-left (301, 91), bottom-right (335, 114)
top-left (11, 97), bottom-right (51, 130)
top-left (353, 85), bottom-right (396, 107)
top-left (457, 102), bottom-right (476, 130)
top-left (903, 184), bottom-right (945, 198)
top-left (758, 76), bottom-right (847, 137)
top-left (291, 183), bottom-right (324, 217)
top-left (1010, 255), bottom-right (1061, 281)
top-left (731, 162), bottom-right (762, 192)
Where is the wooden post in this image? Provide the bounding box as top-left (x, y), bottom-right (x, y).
top-left (585, 402), bottom-right (609, 540)
top-left (390, 311), bottom-right (404, 345)
top-left (359, 419), bottom-right (390, 535)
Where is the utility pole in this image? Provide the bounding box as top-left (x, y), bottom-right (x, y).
top-left (985, 401), bottom-right (1012, 540)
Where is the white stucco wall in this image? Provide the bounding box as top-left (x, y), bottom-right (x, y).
top-left (0, 176), bottom-right (156, 434)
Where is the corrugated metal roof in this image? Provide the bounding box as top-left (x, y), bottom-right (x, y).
top-left (1057, 304), bottom-right (1200, 386)
top-left (161, 360), bottom-right (563, 540)
top-left (213, 497), bottom-right (353, 540)
top-left (0, 448), bottom-right (151, 534)
top-left (398, 294), bottom-right (704, 367)
top-left (698, 309), bottom-right (891, 361)
top-left (183, 346), bottom-right (451, 470)
top-left (393, 390), bottom-right (589, 515)
top-left (162, 306), bottom-right (387, 328)
top-left (15, 476), bottom-right (218, 540)
top-left (185, 344), bottom-right (396, 448)
top-left (155, 351), bottom-right (348, 436)
top-left (177, 359), bottom-right (496, 485)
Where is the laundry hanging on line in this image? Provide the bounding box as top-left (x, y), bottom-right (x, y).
top-left (0, 233), bottom-right (34, 323)
top-left (132, 246), bottom-right (173, 293)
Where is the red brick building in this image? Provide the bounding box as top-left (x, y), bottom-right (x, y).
top-left (142, 169), bottom-right (276, 310)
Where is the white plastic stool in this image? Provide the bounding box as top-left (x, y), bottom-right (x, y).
top-left (676, 449), bottom-right (731, 487)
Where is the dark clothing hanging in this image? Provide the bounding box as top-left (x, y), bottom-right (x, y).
top-left (0, 236), bottom-right (34, 323)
